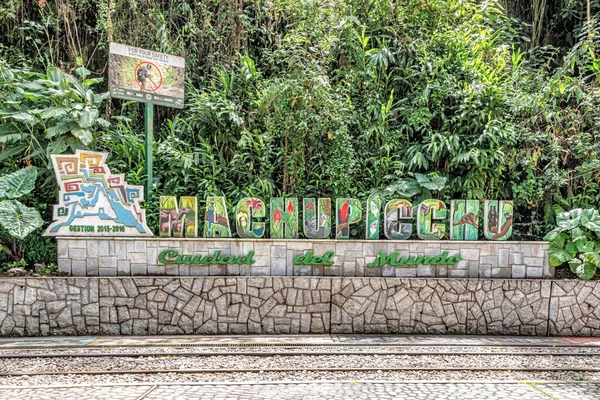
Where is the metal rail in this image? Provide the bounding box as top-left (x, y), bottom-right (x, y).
top-left (1, 342), bottom-right (599, 350)
top-left (0, 350), bottom-right (598, 359)
top-left (3, 366), bottom-right (600, 377)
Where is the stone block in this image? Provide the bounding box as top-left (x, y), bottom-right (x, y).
top-left (294, 265), bottom-right (312, 276)
top-left (99, 268), bottom-right (117, 277)
top-left (251, 267), bottom-right (271, 276)
top-left (58, 259), bottom-right (71, 276)
top-left (271, 258), bottom-right (287, 276)
top-left (509, 253), bottom-right (523, 265)
top-left (58, 241), bottom-right (69, 258)
top-left (394, 267), bottom-right (416, 277)
top-left (448, 269), bottom-right (469, 278)
top-left (131, 264), bottom-right (147, 276)
top-left (511, 264), bottom-right (526, 279)
top-left (491, 267), bottom-right (511, 279)
top-left (70, 248), bottom-right (87, 261)
top-left (479, 264), bottom-right (492, 278)
top-left (523, 257), bottom-right (544, 267)
top-left (148, 265), bottom-right (166, 275)
top-left (71, 261), bottom-right (87, 277)
top-left (527, 267), bottom-right (543, 278)
top-left (99, 257), bottom-right (116, 269)
top-left (117, 261), bottom-right (131, 276)
top-left (416, 265), bottom-right (435, 277)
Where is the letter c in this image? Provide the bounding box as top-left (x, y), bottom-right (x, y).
top-left (158, 249), bottom-right (179, 264)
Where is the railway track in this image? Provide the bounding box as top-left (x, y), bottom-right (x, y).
top-left (1, 343), bottom-right (599, 376)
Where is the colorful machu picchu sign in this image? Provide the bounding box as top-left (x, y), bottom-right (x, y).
top-left (235, 197), bottom-right (266, 238)
top-left (270, 198), bottom-right (299, 238)
top-left (46, 152), bottom-right (518, 242)
top-left (384, 199), bottom-right (413, 240)
top-left (365, 197), bottom-right (381, 240)
top-left (44, 150), bottom-right (152, 236)
top-left (417, 199), bottom-right (447, 240)
top-left (159, 196), bottom-right (198, 237)
top-left (303, 198), bottom-right (332, 239)
top-left (450, 200), bottom-right (480, 240)
top-left (204, 196), bottom-right (232, 238)
top-left (483, 200), bottom-right (513, 240)
top-left (335, 198), bottom-right (362, 239)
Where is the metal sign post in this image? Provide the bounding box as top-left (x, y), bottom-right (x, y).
top-left (108, 42), bottom-right (185, 205)
top-left (144, 103), bottom-right (154, 204)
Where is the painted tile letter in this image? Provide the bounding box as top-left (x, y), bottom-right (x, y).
top-left (204, 196), bottom-right (232, 238)
top-left (484, 200), bottom-right (513, 240)
top-left (235, 197), bottom-right (266, 238)
top-left (159, 196), bottom-right (198, 237)
top-left (270, 198), bottom-right (299, 239)
top-left (303, 198), bottom-right (331, 239)
top-left (417, 199), bottom-right (447, 240)
top-left (336, 198), bottom-right (362, 239)
top-left (450, 200), bottom-right (479, 240)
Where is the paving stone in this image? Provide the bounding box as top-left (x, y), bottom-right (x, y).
top-left (3, 382), bottom-right (598, 400)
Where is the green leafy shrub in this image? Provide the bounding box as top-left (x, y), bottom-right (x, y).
top-left (0, 167), bottom-right (43, 262)
top-left (0, 62), bottom-right (109, 169)
top-left (545, 208), bottom-right (600, 279)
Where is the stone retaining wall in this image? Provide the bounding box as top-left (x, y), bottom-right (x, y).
top-left (58, 238), bottom-right (552, 279)
top-left (1, 277), bottom-right (598, 337)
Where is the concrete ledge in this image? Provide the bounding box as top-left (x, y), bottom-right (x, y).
top-left (57, 238), bottom-right (552, 279)
top-left (0, 277), bottom-right (596, 337)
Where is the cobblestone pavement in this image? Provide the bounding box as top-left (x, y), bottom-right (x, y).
top-left (1, 335), bottom-right (600, 348)
top-left (1, 382), bottom-right (600, 400)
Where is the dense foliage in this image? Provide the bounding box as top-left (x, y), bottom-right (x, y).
top-left (0, 0), bottom-right (599, 274)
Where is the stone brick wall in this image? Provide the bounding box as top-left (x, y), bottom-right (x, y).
top-left (0, 277), bottom-right (598, 337)
top-left (58, 238), bottom-right (552, 279)
top-left (331, 279), bottom-right (550, 335)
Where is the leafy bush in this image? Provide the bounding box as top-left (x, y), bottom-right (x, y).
top-left (545, 208), bottom-right (600, 279)
top-left (0, 167), bottom-right (43, 262)
top-left (0, 63), bottom-right (109, 169)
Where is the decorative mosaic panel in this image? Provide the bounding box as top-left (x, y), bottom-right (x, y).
top-left (44, 150), bottom-right (151, 237)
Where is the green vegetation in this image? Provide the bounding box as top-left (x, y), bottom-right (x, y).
top-left (0, 167), bottom-right (43, 262)
top-left (545, 208), bottom-right (600, 279)
top-left (0, 0), bottom-right (599, 276)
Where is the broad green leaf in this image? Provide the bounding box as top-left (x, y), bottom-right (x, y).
top-left (72, 127), bottom-right (93, 145)
top-left (548, 245), bottom-right (574, 266)
top-left (551, 232), bottom-right (569, 248)
top-left (46, 137), bottom-right (68, 155)
top-left (41, 107), bottom-right (68, 119)
top-left (573, 259), bottom-right (597, 280)
top-left (415, 173), bottom-right (448, 191)
top-left (76, 66), bottom-right (91, 79)
top-left (571, 227), bottom-right (586, 241)
top-left (569, 257), bottom-right (582, 273)
top-left (78, 107), bottom-right (98, 128)
top-left (46, 122), bottom-right (70, 138)
top-left (384, 178), bottom-right (421, 198)
top-left (0, 200), bottom-right (43, 239)
top-left (0, 167), bottom-right (37, 199)
top-left (0, 145), bottom-right (27, 162)
top-left (565, 242), bottom-right (578, 257)
top-left (20, 92), bottom-right (46, 101)
top-left (543, 229), bottom-right (562, 242)
top-left (10, 112), bottom-right (36, 125)
top-left (82, 78), bottom-right (103, 88)
top-left (584, 252), bottom-right (600, 268)
top-left (556, 208), bottom-right (582, 230)
top-left (580, 208), bottom-right (598, 224)
top-left (581, 209), bottom-right (600, 233)
top-left (96, 118), bottom-right (111, 128)
top-left (575, 240), bottom-right (594, 253)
